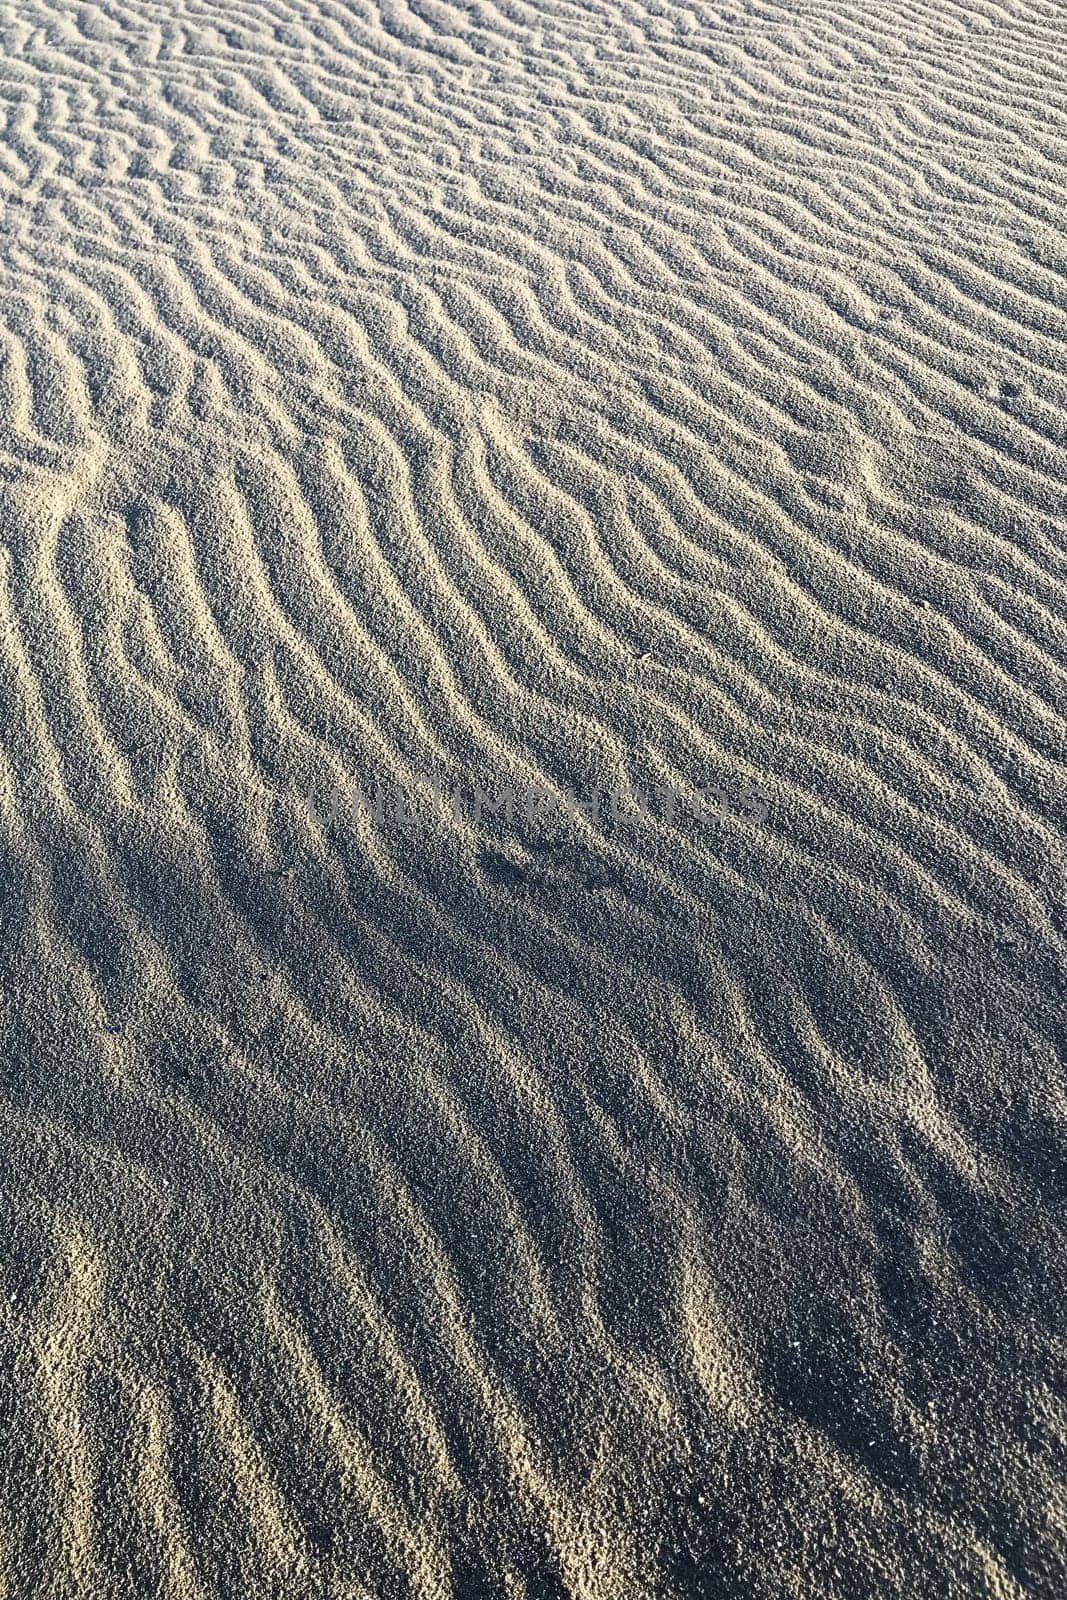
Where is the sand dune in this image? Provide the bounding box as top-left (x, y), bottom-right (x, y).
top-left (0, 0), bottom-right (1064, 1595)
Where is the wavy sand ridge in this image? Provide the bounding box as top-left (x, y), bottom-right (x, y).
top-left (0, 0), bottom-right (1065, 1595)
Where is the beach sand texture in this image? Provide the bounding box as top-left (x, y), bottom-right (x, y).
top-left (0, 0), bottom-right (1065, 1595)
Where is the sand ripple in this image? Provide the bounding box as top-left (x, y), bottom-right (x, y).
top-left (0, 0), bottom-right (1064, 1595)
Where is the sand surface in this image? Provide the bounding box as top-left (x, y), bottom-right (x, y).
top-left (1, 1), bottom-right (1065, 1595)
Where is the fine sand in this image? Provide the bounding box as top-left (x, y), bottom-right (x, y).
top-left (1, 1), bottom-right (1065, 1596)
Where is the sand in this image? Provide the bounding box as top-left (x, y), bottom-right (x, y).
top-left (0, 0), bottom-right (1065, 1595)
